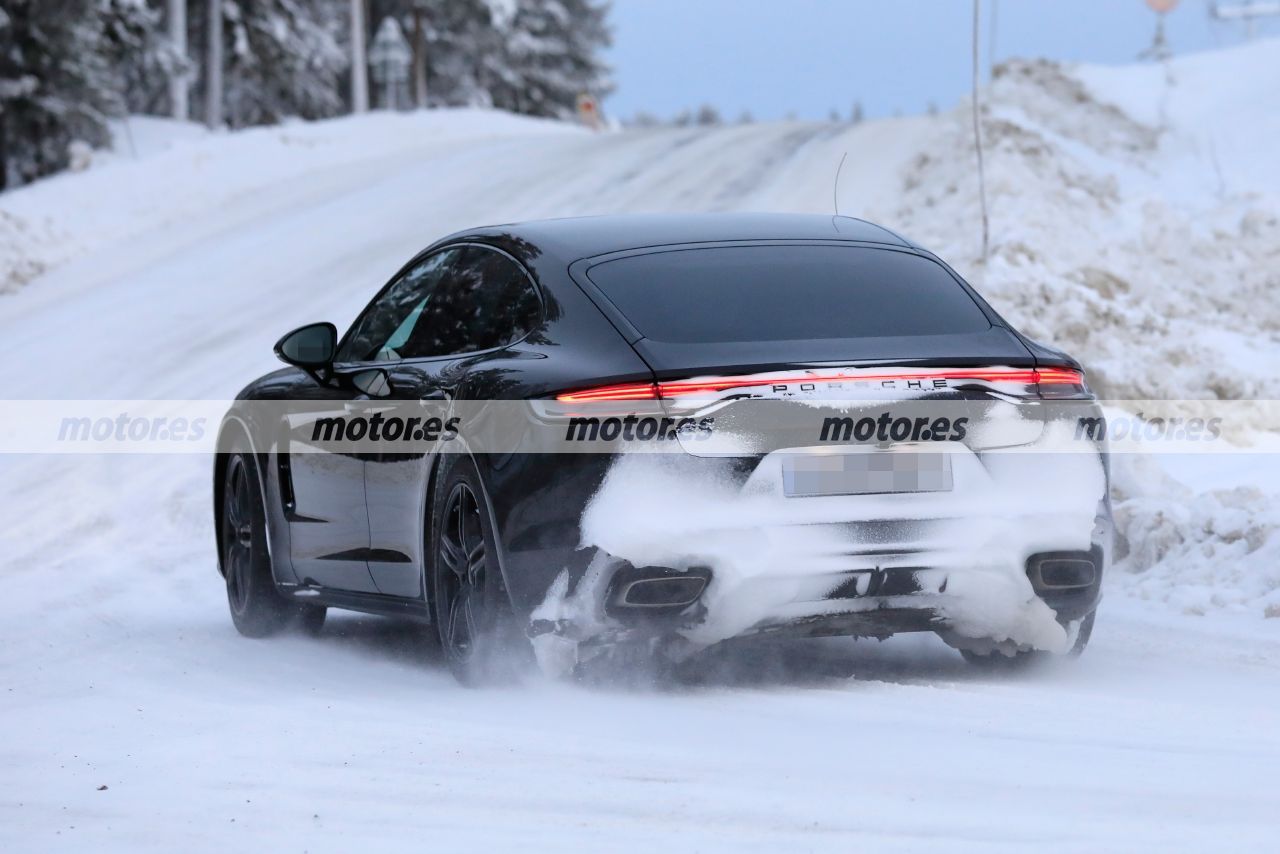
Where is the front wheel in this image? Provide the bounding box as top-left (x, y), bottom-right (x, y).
top-left (222, 451), bottom-right (297, 638)
top-left (429, 456), bottom-right (526, 685)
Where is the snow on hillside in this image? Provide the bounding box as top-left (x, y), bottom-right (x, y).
top-left (0, 109), bottom-right (579, 293)
top-left (883, 38), bottom-right (1280, 403)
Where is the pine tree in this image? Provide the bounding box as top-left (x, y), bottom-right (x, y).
top-left (371, 0), bottom-right (613, 118)
top-left (0, 0), bottom-right (618, 187)
top-left (187, 0), bottom-right (347, 127)
top-left (0, 0), bottom-right (122, 189)
top-left (98, 0), bottom-right (189, 115)
top-left (485, 0), bottom-right (612, 119)
top-left (694, 103), bottom-right (720, 126)
top-left (419, 0), bottom-right (499, 108)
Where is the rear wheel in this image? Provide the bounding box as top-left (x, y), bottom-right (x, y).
top-left (222, 451), bottom-right (297, 638)
top-left (429, 457), bottom-right (525, 685)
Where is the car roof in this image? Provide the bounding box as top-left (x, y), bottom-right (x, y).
top-left (438, 212), bottom-right (915, 262)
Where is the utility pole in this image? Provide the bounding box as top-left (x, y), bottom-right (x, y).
top-left (350, 0), bottom-right (369, 113)
top-left (988, 0), bottom-right (998, 78)
top-left (205, 0), bottom-right (223, 128)
top-left (167, 0), bottom-right (188, 120)
top-left (411, 2), bottom-right (428, 109)
top-left (972, 0), bottom-right (989, 262)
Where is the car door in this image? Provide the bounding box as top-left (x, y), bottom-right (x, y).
top-left (284, 246), bottom-right (466, 593)
top-left (281, 371), bottom-right (377, 593)
top-left (364, 244), bottom-right (544, 597)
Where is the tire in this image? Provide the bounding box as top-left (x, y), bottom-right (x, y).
top-left (959, 610), bottom-right (1096, 669)
top-left (221, 449), bottom-right (298, 638)
top-left (429, 455), bottom-right (525, 685)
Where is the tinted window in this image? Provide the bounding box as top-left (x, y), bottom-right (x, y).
top-left (586, 246), bottom-right (991, 343)
top-left (338, 248), bottom-right (463, 362)
top-left (338, 246), bottom-right (540, 362)
top-left (435, 247), bottom-right (542, 355)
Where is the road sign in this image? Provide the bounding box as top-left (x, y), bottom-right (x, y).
top-left (1146, 0), bottom-right (1179, 13)
top-left (369, 17), bottom-right (411, 110)
top-left (577, 93), bottom-right (601, 130)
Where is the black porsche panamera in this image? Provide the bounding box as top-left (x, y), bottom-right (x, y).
top-left (214, 213), bottom-right (1111, 683)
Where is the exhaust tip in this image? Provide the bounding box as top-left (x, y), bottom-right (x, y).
top-left (618, 575), bottom-right (708, 607)
top-left (606, 565), bottom-right (712, 615)
top-left (1027, 552), bottom-right (1098, 591)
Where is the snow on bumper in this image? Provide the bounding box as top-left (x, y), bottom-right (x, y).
top-left (532, 423), bottom-right (1108, 675)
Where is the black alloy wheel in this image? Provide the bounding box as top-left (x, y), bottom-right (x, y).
top-left (222, 450), bottom-right (320, 637)
top-left (431, 459), bottom-right (522, 684)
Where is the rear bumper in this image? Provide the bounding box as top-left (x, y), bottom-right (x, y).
top-left (591, 541), bottom-right (1107, 637)
top-left (522, 442), bottom-right (1112, 668)
top-left (531, 516), bottom-right (1111, 671)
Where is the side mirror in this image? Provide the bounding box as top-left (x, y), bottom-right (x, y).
top-left (274, 322), bottom-right (337, 370)
top-left (350, 368), bottom-right (392, 398)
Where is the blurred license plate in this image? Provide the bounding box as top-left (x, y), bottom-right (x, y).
top-left (782, 451), bottom-right (953, 497)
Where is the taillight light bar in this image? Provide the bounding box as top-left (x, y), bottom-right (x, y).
top-left (1032, 367), bottom-right (1087, 386)
top-left (553, 381), bottom-right (660, 403)
top-left (555, 367), bottom-right (1085, 402)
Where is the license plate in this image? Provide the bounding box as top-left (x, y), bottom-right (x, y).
top-left (781, 450), bottom-right (953, 497)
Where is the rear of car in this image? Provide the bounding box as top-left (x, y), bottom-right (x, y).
top-left (529, 239), bottom-right (1110, 671)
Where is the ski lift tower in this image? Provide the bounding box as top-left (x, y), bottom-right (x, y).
top-left (369, 17), bottom-right (412, 111)
top-left (1211, 1), bottom-right (1280, 39)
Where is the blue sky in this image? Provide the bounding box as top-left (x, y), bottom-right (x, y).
top-left (604, 0), bottom-right (1279, 121)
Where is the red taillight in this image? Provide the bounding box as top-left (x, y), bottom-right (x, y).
top-left (556, 367), bottom-right (1084, 402)
top-left (1034, 367), bottom-right (1085, 386)
top-left (554, 381), bottom-right (659, 402)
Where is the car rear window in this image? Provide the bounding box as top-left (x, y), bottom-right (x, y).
top-left (585, 245), bottom-right (992, 343)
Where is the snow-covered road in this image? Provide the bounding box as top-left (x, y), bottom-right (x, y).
top-left (6, 574), bottom-right (1280, 851)
top-left (3, 43), bottom-right (1280, 849)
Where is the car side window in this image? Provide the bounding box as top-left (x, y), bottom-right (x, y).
top-left (428, 246), bottom-right (542, 356)
top-left (337, 248), bottom-right (463, 363)
top-left (338, 245), bottom-right (541, 362)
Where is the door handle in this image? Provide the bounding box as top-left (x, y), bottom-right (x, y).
top-left (420, 389), bottom-right (450, 401)
top-left (343, 400), bottom-right (398, 413)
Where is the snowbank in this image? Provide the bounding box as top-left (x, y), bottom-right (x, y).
top-left (860, 40), bottom-right (1280, 620)
top-left (879, 39), bottom-right (1280, 402)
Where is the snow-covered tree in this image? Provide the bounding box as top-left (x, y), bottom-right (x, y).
top-left (694, 103), bottom-right (721, 126)
top-left (415, 0), bottom-right (506, 108)
top-left (0, 0), bottom-right (616, 187)
top-left (98, 0), bottom-right (189, 115)
top-left (0, 0), bottom-right (121, 188)
top-left (378, 0), bottom-right (609, 117)
top-left (187, 0), bottom-right (347, 127)
top-left (488, 0), bottom-right (612, 119)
